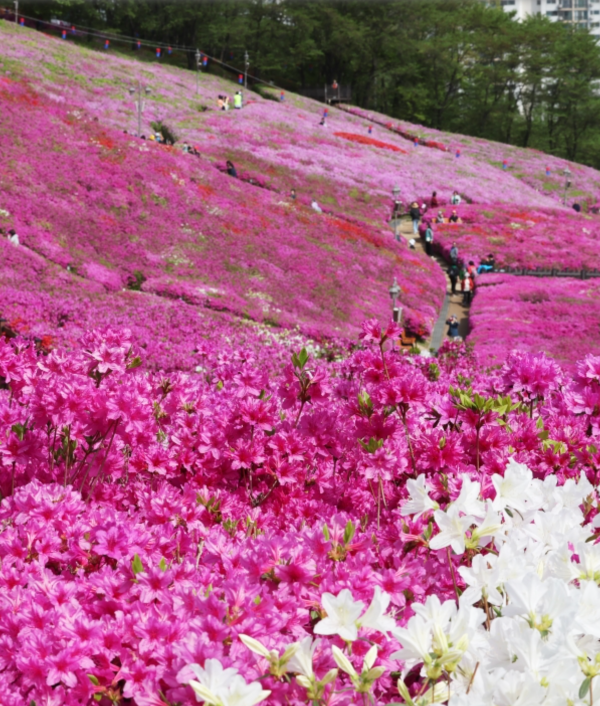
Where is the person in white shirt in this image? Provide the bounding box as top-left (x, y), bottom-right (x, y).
top-left (451, 190), bottom-right (462, 205)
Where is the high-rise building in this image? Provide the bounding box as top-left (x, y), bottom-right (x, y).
top-left (496, 0), bottom-right (600, 39)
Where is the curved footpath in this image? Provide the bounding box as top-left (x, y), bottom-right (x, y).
top-left (390, 217), bottom-right (470, 350)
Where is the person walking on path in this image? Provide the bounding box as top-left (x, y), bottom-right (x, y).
top-left (409, 201), bottom-right (421, 235)
top-left (446, 315), bottom-right (460, 339)
top-left (450, 242), bottom-right (459, 264)
top-left (448, 262), bottom-right (459, 294)
top-left (461, 269), bottom-right (474, 304)
top-left (424, 223), bottom-right (434, 256)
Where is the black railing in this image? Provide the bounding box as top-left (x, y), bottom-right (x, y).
top-left (490, 267), bottom-right (600, 279)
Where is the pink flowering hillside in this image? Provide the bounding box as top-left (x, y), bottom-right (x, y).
top-left (469, 273), bottom-right (600, 370)
top-left (433, 203), bottom-right (600, 271)
top-left (0, 76), bottom-right (444, 341)
top-left (345, 105), bottom-right (600, 206)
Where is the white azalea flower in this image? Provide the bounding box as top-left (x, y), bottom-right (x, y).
top-left (359, 585), bottom-right (396, 636)
top-left (314, 589), bottom-right (364, 642)
top-left (429, 505), bottom-right (474, 555)
top-left (401, 474), bottom-right (439, 518)
top-left (179, 658), bottom-right (271, 706)
top-left (453, 476), bottom-right (484, 518)
top-left (491, 459), bottom-right (541, 514)
top-left (286, 636), bottom-right (320, 678)
top-left (459, 554), bottom-right (504, 606)
top-left (391, 613), bottom-right (433, 667)
top-left (314, 587), bottom-right (394, 642)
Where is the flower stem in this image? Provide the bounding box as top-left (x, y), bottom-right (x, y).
top-left (447, 546), bottom-right (460, 605)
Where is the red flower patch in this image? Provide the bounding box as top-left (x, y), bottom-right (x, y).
top-left (333, 132), bottom-right (407, 154)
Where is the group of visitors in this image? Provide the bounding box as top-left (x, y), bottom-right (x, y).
top-left (407, 190), bottom-right (465, 257)
top-left (217, 91), bottom-right (244, 111)
top-left (182, 143), bottom-right (201, 157)
top-left (447, 246), bottom-right (477, 303)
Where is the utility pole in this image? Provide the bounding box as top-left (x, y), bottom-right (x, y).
top-left (195, 48), bottom-right (200, 95)
top-left (244, 50), bottom-right (249, 89)
top-left (14, 0), bottom-right (18, 24)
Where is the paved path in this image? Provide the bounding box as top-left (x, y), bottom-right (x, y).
top-left (391, 218), bottom-right (470, 350)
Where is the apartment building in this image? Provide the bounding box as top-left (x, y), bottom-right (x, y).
top-left (498, 0), bottom-right (600, 38)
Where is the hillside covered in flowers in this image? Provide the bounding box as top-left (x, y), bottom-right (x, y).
top-left (2, 18), bottom-right (600, 706)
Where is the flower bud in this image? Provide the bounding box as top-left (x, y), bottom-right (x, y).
top-left (363, 644), bottom-right (378, 671)
top-left (320, 668), bottom-right (339, 685)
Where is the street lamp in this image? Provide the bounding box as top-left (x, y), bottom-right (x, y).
top-left (563, 167), bottom-right (572, 205)
top-left (129, 83), bottom-right (151, 138)
top-left (195, 48), bottom-right (200, 95)
top-left (389, 277), bottom-right (402, 323)
top-left (244, 50), bottom-right (249, 89)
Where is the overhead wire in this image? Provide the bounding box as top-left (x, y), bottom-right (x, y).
top-left (10, 12), bottom-right (285, 91)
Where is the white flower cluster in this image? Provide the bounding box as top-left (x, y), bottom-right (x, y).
top-left (399, 459), bottom-right (600, 706)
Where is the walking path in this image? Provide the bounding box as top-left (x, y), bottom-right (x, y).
top-left (390, 217), bottom-right (470, 350)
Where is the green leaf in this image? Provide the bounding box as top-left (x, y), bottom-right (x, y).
top-left (126, 355), bottom-right (142, 370)
top-left (438, 436), bottom-right (446, 449)
top-left (159, 557), bottom-right (167, 572)
top-left (11, 423), bottom-right (27, 441)
top-left (253, 595), bottom-right (261, 605)
top-left (536, 416), bottom-right (544, 429)
top-left (298, 347), bottom-right (309, 369)
top-left (131, 553), bottom-right (144, 575)
top-left (343, 521), bottom-right (355, 545)
top-left (537, 430), bottom-right (549, 441)
top-left (579, 677), bottom-right (591, 699)
top-left (216, 380), bottom-right (224, 391)
top-left (423, 519), bottom-right (433, 541)
top-left (87, 675), bottom-right (100, 686)
top-left (322, 523), bottom-right (330, 541)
